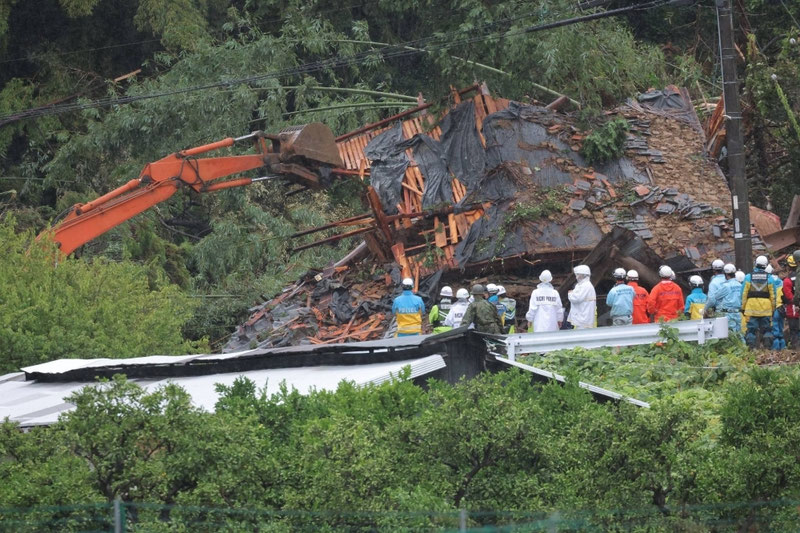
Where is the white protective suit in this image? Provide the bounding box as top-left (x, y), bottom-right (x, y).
top-left (443, 299), bottom-right (470, 328)
top-left (525, 282), bottom-right (564, 333)
top-left (567, 276), bottom-right (596, 328)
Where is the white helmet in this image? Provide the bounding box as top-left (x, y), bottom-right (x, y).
top-left (486, 283), bottom-right (498, 294)
top-left (574, 264), bottom-right (591, 276)
top-left (497, 285), bottom-right (506, 296)
top-left (735, 270), bottom-right (745, 283)
top-left (539, 270), bottom-right (553, 283)
top-left (613, 267), bottom-right (626, 280)
top-left (401, 277), bottom-right (414, 288)
top-left (689, 275), bottom-right (704, 287)
top-left (765, 265), bottom-right (774, 274)
top-left (440, 286), bottom-right (453, 298)
top-left (658, 265), bottom-right (674, 279)
top-left (723, 263), bottom-right (736, 274)
top-left (626, 269), bottom-right (639, 280)
top-left (755, 255), bottom-right (769, 268)
top-left (711, 259), bottom-right (724, 271)
top-left (456, 288), bottom-right (469, 300)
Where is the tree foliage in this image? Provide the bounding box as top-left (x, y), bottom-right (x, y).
top-left (0, 216), bottom-right (202, 373)
top-left (4, 360), bottom-right (800, 530)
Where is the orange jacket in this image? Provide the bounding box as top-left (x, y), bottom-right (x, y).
top-left (646, 280), bottom-right (684, 322)
top-left (628, 281), bottom-right (650, 324)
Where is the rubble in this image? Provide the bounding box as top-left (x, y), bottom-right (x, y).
top-left (224, 83), bottom-right (754, 352)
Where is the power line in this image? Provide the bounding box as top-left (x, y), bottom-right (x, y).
top-left (0, 0), bottom-right (682, 125)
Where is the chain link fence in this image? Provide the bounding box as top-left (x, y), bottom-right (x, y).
top-left (1, 500), bottom-right (800, 532)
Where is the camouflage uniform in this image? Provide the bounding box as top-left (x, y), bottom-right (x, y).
top-left (462, 298), bottom-right (503, 334)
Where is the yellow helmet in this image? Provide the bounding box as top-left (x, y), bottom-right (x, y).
top-left (788, 255), bottom-right (797, 268)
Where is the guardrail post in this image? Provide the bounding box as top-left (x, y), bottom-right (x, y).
top-left (113, 498), bottom-right (124, 533)
top-left (459, 508), bottom-right (467, 531)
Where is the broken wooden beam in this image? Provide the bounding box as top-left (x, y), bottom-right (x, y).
top-left (291, 225), bottom-right (376, 253)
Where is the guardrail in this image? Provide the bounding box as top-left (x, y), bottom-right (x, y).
top-left (503, 317), bottom-right (729, 361)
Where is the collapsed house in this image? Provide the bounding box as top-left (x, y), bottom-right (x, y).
top-left (225, 84), bottom-right (764, 351)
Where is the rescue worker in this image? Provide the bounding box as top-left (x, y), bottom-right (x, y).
top-left (497, 285), bottom-right (517, 333)
top-left (647, 266), bottom-right (684, 322)
top-left (793, 249), bottom-right (800, 307)
top-left (684, 275), bottom-right (707, 319)
top-left (487, 283), bottom-right (506, 322)
top-left (462, 284), bottom-right (503, 334)
top-left (606, 267), bottom-right (635, 326)
top-left (525, 270), bottom-right (564, 333)
top-left (567, 265), bottom-right (596, 329)
top-left (784, 254), bottom-right (800, 348)
top-left (443, 288), bottom-right (471, 329)
top-left (705, 263), bottom-right (742, 337)
top-left (429, 286), bottom-right (453, 334)
top-left (766, 265), bottom-right (786, 350)
top-left (707, 259), bottom-right (726, 304)
top-left (391, 277), bottom-right (426, 337)
top-left (741, 255), bottom-right (776, 349)
top-left (735, 269), bottom-right (746, 332)
top-left (626, 269), bottom-right (650, 324)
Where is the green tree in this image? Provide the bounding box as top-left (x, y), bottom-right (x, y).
top-left (0, 216), bottom-right (202, 373)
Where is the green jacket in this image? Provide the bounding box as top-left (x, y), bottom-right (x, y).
top-left (462, 298), bottom-right (503, 334)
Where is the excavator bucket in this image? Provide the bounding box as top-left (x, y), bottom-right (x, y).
top-left (276, 123), bottom-right (343, 168)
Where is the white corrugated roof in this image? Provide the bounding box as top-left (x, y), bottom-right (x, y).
top-left (1, 355), bottom-right (445, 427)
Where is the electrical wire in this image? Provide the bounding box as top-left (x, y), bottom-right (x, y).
top-left (0, 0), bottom-right (684, 125)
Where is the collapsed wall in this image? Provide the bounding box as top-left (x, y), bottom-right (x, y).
top-left (225, 85), bottom-right (758, 351)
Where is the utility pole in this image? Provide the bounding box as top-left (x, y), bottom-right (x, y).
top-left (716, 0), bottom-right (753, 270)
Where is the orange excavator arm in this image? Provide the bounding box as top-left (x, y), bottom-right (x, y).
top-left (45, 123), bottom-right (343, 256)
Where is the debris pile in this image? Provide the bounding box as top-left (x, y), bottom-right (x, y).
top-left (225, 84), bottom-right (755, 351)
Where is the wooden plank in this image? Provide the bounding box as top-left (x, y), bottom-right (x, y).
top-left (443, 245), bottom-right (454, 261)
top-left (448, 213), bottom-right (459, 243)
top-left (455, 213), bottom-right (470, 237)
top-left (402, 181), bottom-right (423, 197)
top-left (484, 92), bottom-right (498, 114)
top-left (348, 139), bottom-right (362, 170)
top-left (433, 217), bottom-right (447, 248)
top-left (337, 145), bottom-right (350, 169)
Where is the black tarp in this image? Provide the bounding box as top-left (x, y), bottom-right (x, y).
top-left (437, 101), bottom-right (486, 189)
top-left (364, 123), bottom-right (409, 214)
top-left (454, 204), bottom-right (526, 266)
top-left (482, 102), bottom-right (583, 188)
top-left (407, 135), bottom-right (454, 209)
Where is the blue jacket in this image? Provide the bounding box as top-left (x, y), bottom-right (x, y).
top-left (392, 290), bottom-right (425, 335)
top-left (707, 274), bottom-right (726, 305)
top-left (707, 278), bottom-right (742, 313)
top-left (606, 282), bottom-right (635, 317)
top-left (488, 294), bottom-right (506, 318)
top-left (684, 287), bottom-right (708, 319)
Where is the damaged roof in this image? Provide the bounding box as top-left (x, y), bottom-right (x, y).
top-left (227, 84), bottom-right (756, 351)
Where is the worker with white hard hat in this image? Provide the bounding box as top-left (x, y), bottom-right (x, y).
top-left (567, 264), bottom-right (596, 329)
top-left (742, 255), bottom-right (776, 348)
top-left (684, 275), bottom-right (708, 319)
top-left (626, 269), bottom-right (650, 324)
top-left (707, 259), bottom-right (726, 307)
top-left (391, 277), bottom-right (426, 336)
top-left (497, 285), bottom-right (517, 333)
top-left (429, 286), bottom-right (454, 334)
top-left (705, 263), bottom-right (743, 337)
top-left (525, 270), bottom-right (564, 333)
top-left (606, 267), bottom-right (635, 326)
top-left (647, 265), bottom-right (684, 322)
top-left (486, 282), bottom-right (506, 324)
top-left (444, 288), bottom-right (471, 329)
